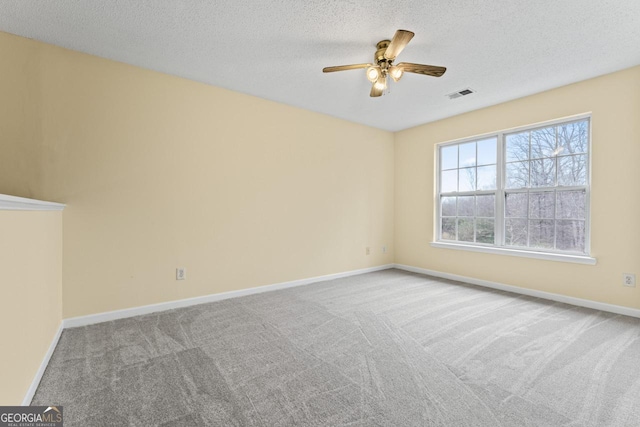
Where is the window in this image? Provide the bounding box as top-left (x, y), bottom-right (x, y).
top-left (436, 116), bottom-right (591, 262)
top-left (440, 137), bottom-right (498, 244)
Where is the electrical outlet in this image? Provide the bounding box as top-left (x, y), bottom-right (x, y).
top-left (623, 273), bottom-right (636, 287)
top-left (382, 246), bottom-right (387, 254)
top-left (366, 247), bottom-right (370, 255)
top-left (176, 267), bottom-right (186, 280)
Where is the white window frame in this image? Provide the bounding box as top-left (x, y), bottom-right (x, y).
top-left (431, 113), bottom-right (596, 265)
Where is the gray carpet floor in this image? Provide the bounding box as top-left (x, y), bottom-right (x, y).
top-left (33, 269), bottom-right (640, 426)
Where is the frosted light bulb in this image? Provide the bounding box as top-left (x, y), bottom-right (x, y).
top-left (366, 66), bottom-right (381, 83)
top-left (389, 66), bottom-right (404, 82)
top-left (374, 76), bottom-right (387, 90)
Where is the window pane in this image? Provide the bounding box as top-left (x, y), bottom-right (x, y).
top-left (441, 197), bottom-right (456, 216)
top-left (476, 218), bottom-right (495, 244)
top-left (505, 192), bottom-right (528, 218)
top-left (505, 218), bottom-right (527, 246)
top-left (459, 167), bottom-right (476, 192)
top-left (457, 218), bottom-right (474, 242)
top-left (441, 218), bottom-right (456, 240)
top-left (558, 154), bottom-right (587, 186)
top-left (558, 121), bottom-right (588, 155)
top-left (477, 165), bottom-right (496, 190)
top-left (441, 145), bottom-right (458, 170)
top-left (531, 126), bottom-right (556, 159)
top-left (459, 142), bottom-right (476, 167)
top-left (441, 170), bottom-right (457, 193)
top-left (556, 220), bottom-right (585, 252)
top-left (476, 195), bottom-right (495, 217)
top-left (557, 191), bottom-right (585, 219)
top-left (505, 161), bottom-right (529, 189)
top-left (529, 192), bottom-right (555, 219)
top-left (506, 132), bottom-right (529, 162)
top-left (477, 138), bottom-right (497, 166)
top-left (530, 158), bottom-right (556, 187)
top-left (529, 219), bottom-right (554, 249)
top-left (457, 196), bottom-right (475, 216)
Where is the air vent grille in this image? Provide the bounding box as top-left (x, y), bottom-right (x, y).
top-left (447, 88), bottom-right (475, 100)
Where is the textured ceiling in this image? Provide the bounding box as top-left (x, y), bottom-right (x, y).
top-left (1, 1), bottom-right (639, 131)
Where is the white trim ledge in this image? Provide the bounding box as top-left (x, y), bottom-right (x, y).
top-left (0, 194), bottom-right (65, 211)
top-left (430, 241), bottom-right (596, 265)
top-left (22, 322), bottom-right (64, 405)
top-left (63, 264), bottom-right (395, 328)
top-left (394, 263), bottom-right (640, 319)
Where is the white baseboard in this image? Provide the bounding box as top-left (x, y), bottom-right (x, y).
top-left (394, 263), bottom-right (640, 319)
top-left (63, 264), bottom-right (395, 328)
top-left (22, 322), bottom-right (64, 406)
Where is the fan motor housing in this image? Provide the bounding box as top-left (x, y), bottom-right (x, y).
top-left (375, 40), bottom-right (391, 64)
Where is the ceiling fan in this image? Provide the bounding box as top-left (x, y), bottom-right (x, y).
top-left (323, 30), bottom-right (446, 97)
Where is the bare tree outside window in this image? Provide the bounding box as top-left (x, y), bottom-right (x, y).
top-left (503, 120), bottom-right (588, 253)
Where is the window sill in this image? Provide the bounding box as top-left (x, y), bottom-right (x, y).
top-left (430, 241), bottom-right (596, 265)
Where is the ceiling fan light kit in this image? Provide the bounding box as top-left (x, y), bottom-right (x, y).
top-left (323, 30), bottom-right (447, 98)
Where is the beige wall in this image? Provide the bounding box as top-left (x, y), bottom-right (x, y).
top-left (0, 211), bottom-right (63, 405)
top-left (28, 37), bottom-right (395, 318)
top-left (395, 66), bottom-right (640, 309)
top-left (0, 33), bottom-right (43, 199)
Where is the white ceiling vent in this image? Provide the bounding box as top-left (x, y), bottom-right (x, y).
top-left (447, 88), bottom-right (475, 100)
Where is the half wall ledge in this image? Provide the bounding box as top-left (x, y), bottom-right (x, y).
top-left (0, 194), bottom-right (65, 211)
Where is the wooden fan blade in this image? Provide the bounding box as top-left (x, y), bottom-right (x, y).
top-left (323, 63), bottom-right (372, 73)
top-left (370, 82), bottom-right (384, 97)
top-left (384, 30), bottom-right (415, 60)
top-left (396, 62), bottom-right (447, 77)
